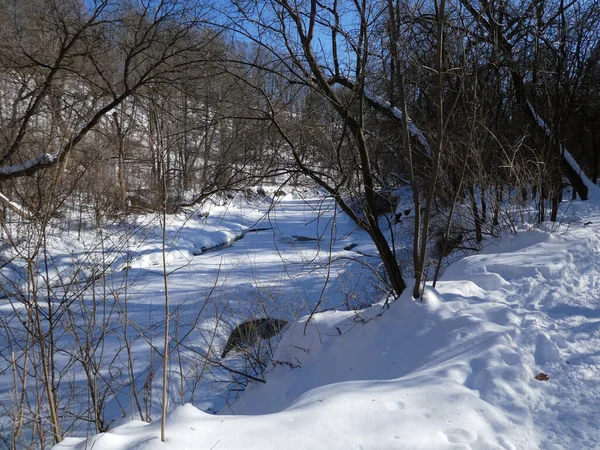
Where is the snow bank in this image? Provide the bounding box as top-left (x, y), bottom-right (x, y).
top-left (55, 284), bottom-right (537, 449)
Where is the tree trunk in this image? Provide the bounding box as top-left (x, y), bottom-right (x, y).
top-left (592, 125), bottom-right (599, 185)
top-left (112, 112), bottom-right (127, 206)
top-left (459, 0), bottom-right (594, 200)
top-left (468, 185), bottom-right (483, 243)
top-left (492, 184), bottom-right (501, 229)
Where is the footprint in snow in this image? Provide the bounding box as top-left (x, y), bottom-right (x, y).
top-left (443, 428), bottom-right (477, 445)
top-left (383, 400), bottom-right (405, 411)
top-left (535, 333), bottom-right (562, 365)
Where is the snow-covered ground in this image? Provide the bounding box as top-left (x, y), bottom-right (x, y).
top-left (0, 188), bottom-right (383, 443)
top-left (2, 189), bottom-right (600, 449)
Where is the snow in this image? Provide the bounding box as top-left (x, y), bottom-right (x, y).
top-left (0, 152), bottom-right (58, 175)
top-left (328, 77), bottom-right (435, 161)
top-left (2, 189), bottom-right (600, 449)
top-left (563, 149), bottom-right (599, 196)
top-left (0, 190), bottom-right (33, 218)
top-left (358, 85), bottom-right (451, 188)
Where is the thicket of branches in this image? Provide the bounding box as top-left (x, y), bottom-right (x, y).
top-left (0, 0), bottom-right (599, 447)
top-left (0, 0), bottom-right (291, 223)
top-left (225, 0), bottom-right (600, 296)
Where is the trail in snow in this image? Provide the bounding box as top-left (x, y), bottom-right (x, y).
top-left (441, 217), bottom-right (600, 448)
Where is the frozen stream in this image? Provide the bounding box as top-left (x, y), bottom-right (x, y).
top-left (107, 195), bottom-right (386, 412)
top-left (121, 196), bottom-right (374, 316)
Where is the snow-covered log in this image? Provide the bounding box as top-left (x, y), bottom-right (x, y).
top-left (0, 153), bottom-right (59, 178)
top-left (330, 77), bottom-right (450, 188)
top-left (0, 191), bottom-right (34, 220)
top-left (458, 0), bottom-right (596, 201)
top-left (331, 77), bottom-right (434, 159)
top-left (527, 102), bottom-right (598, 199)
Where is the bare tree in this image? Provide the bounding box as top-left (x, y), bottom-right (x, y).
top-left (0, 0), bottom-right (212, 200)
top-left (458, 0), bottom-right (598, 203)
top-left (227, 0), bottom-right (410, 296)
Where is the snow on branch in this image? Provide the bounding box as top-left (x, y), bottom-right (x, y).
top-left (527, 101), bottom-right (551, 136)
top-left (330, 76), bottom-right (449, 187)
top-left (0, 191), bottom-right (34, 220)
top-left (330, 77), bottom-right (435, 159)
top-left (562, 150), bottom-right (598, 196)
top-left (527, 101), bottom-right (598, 198)
top-left (0, 153), bottom-right (59, 177)
top-left (361, 89), bottom-right (434, 160)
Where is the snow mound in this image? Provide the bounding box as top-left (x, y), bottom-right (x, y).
top-left (55, 285), bottom-right (537, 449)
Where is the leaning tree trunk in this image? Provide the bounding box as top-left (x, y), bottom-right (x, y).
top-left (459, 0), bottom-right (596, 200)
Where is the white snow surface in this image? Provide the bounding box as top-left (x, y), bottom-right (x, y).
top-left (20, 194), bottom-right (600, 449)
